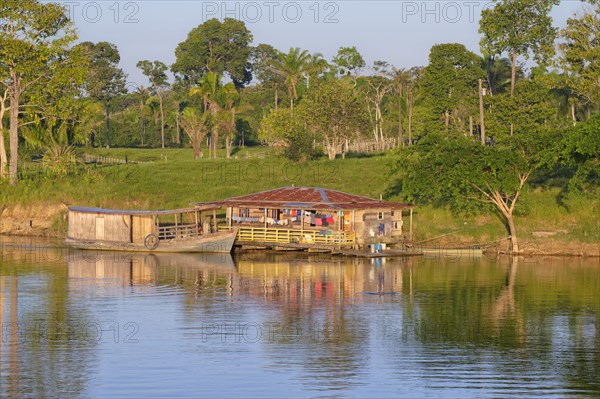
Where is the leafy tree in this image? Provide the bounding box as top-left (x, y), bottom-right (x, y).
top-left (251, 44), bottom-right (285, 109)
top-left (391, 68), bottom-right (413, 146)
top-left (137, 60), bottom-right (169, 148)
top-left (300, 80), bottom-right (369, 160)
top-left (422, 44), bottom-right (484, 134)
top-left (479, 0), bottom-right (559, 96)
top-left (482, 56), bottom-right (516, 95)
top-left (558, 114), bottom-right (600, 193)
top-left (486, 79), bottom-right (555, 139)
top-left (559, 5), bottom-right (600, 118)
top-left (210, 83), bottom-right (252, 158)
top-left (180, 108), bottom-right (209, 159)
top-left (172, 18), bottom-right (253, 87)
top-left (77, 41), bottom-right (127, 148)
top-left (0, 0), bottom-right (85, 184)
top-left (259, 107), bottom-right (314, 161)
top-left (391, 131), bottom-right (558, 253)
top-left (332, 46), bottom-right (366, 76)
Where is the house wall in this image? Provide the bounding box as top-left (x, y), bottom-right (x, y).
top-left (354, 209), bottom-right (404, 245)
top-left (68, 211), bottom-right (131, 243)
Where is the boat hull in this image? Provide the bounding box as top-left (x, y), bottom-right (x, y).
top-left (65, 230), bottom-right (237, 253)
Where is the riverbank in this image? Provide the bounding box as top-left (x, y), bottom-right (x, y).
top-left (1, 148), bottom-right (598, 256)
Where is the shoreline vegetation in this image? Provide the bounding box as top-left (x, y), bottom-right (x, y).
top-left (1, 148), bottom-right (598, 257)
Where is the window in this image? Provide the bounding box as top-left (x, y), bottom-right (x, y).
top-left (378, 212), bottom-right (384, 220)
top-left (390, 211), bottom-right (395, 217)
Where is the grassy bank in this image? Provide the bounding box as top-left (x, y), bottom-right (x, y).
top-left (1, 147), bottom-right (598, 251)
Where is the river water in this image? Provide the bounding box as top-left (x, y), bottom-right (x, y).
top-left (0, 237), bottom-right (598, 398)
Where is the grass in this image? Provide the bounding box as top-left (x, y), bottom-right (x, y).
top-left (1, 146), bottom-right (598, 245)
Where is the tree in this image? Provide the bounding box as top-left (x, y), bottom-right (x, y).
top-left (332, 46), bottom-right (365, 76)
top-left (300, 80), bottom-right (370, 160)
top-left (212, 83), bottom-right (252, 158)
top-left (559, 5), bottom-right (600, 118)
top-left (77, 41), bottom-right (127, 148)
top-left (180, 108), bottom-right (209, 159)
top-left (251, 44), bottom-right (285, 109)
top-left (482, 56), bottom-right (515, 95)
top-left (269, 47), bottom-right (314, 109)
top-left (259, 107), bottom-right (313, 161)
top-left (137, 60), bottom-right (169, 148)
top-left (486, 78), bottom-right (555, 139)
top-left (422, 44), bottom-right (484, 134)
top-left (479, 0), bottom-right (559, 96)
top-left (391, 68), bottom-right (413, 146)
top-left (172, 18), bottom-right (253, 87)
top-left (391, 131), bottom-right (557, 254)
top-left (0, 0), bottom-right (83, 184)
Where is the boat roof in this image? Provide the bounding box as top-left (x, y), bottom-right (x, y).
top-left (197, 186), bottom-right (413, 211)
top-left (68, 204), bottom-right (220, 216)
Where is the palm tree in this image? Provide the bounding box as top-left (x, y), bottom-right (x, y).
top-left (180, 107), bottom-right (209, 159)
top-left (483, 56), bottom-right (513, 96)
top-left (270, 47), bottom-right (313, 109)
top-left (213, 83), bottom-right (253, 158)
top-left (190, 72), bottom-right (220, 158)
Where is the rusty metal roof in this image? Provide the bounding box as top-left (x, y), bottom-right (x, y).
top-left (199, 187), bottom-right (413, 211)
top-left (68, 204), bottom-right (220, 216)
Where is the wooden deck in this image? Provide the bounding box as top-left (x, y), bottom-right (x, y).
top-left (222, 226), bottom-right (356, 247)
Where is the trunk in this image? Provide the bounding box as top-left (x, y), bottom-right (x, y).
top-left (408, 89), bottom-right (413, 145)
top-left (139, 99), bottom-right (145, 146)
top-left (212, 131), bottom-right (218, 159)
top-left (0, 90), bottom-right (8, 179)
top-left (510, 123), bottom-right (514, 136)
top-left (0, 126), bottom-right (7, 179)
top-left (469, 115), bottom-right (473, 137)
top-left (105, 105), bottom-right (111, 148)
top-left (225, 135), bottom-right (231, 159)
top-left (159, 94), bottom-right (165, 149)
top-left (510, 49), bottom-right (517, 97)
top-left (444, 110), bottom-right (449, 131)
top-left (479, 79), bottom-right (486, 145)
top-left (175, 112), bottom-right (181, 144)
top-left (398, 83), bottom-right (404, 147)
top-left (507, 213), bottom-right (519, 254)
top-left (571, 101), bottom-right (576, 126)
top-left (9, 77), bottom-right (20, 186)
top-left (274, 87), bottom-right (278, 110)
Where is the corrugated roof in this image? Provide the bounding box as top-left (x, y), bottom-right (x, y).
top-left (199, 187), bottom-right (413, 211)
top-left (68, 204), bottom-right (220, 216)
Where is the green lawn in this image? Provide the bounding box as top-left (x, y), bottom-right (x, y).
top-left (1, 146), bottom-right (598, 244)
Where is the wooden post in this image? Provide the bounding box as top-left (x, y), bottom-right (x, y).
top-left (264, 208), bottom-right (267, 228)
top-left (212, 209), bottom-right (216, 232)
top-left (228, 207), bottom-right (232, 227)
top-left (409, 208), bottom-right (413, 241)
top-left (195, 211), bottom-right (199, 234)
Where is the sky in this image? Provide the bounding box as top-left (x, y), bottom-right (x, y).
top-left (58, 0), bottom-right (588, 89)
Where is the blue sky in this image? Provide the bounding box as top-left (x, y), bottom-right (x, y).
top-left (60, 1), bottom-right (587, 89)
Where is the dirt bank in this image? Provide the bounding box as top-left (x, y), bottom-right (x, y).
top-left (0, 203), bottom-right (67, 237)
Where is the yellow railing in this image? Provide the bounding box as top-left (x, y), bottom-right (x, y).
top-left (221, 226), bottom-right (355, 246)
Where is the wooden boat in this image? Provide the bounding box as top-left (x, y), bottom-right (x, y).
top-left (65, 205), bottom-right (237, 253)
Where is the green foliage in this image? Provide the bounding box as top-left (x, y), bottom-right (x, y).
top-left (172, 18), bottom-right (253, 87)
top-left (422, 43), bottom-right (484, 133)
top-left (559, 5), bottom-right (600, 109)
top-left (479, 0), bottom-right (559, 64)
top-left (332, 46), bottom-right (366, 76)
top-left (559, 115), bottom-right (600, 193)
top-left (300, 80), bottom-right (370, 159)
top-left (486, 78), bottom-right (556, 139)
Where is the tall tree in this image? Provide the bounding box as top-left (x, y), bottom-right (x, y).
top-left (137, 60), bottom-right (169, 148)
top-left (172, 18), bottom-right (253, 87)
top-left (77, 41), bottom-right (127, 148)
top-left (422, 44), bottom-right (484, 134)
top-left (332, 46), bottom-right (366, 77)
top-left (0, 0), bottom-right (83, 184)
top-left (251, 44), bottom-right (285, 109)
top-left (180, 107), bottom-right (208, 159)
top-left (479, 0), bottom-right (559, 96)
top-left (391, 68), bottom-right (413, 146)
top-left (559, 4), bottom-right (600, 118)
top-left (391, 130), bottom-right (558, 254)
top-left (300, 80), bottom-right (370, 160)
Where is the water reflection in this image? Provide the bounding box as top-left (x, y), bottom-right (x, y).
top-left (0, 238), bottom-right (598, 398)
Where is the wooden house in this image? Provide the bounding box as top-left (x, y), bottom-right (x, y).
top-left (201, 186), bottom-right (414, 249)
